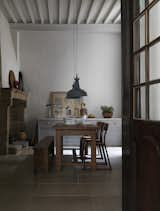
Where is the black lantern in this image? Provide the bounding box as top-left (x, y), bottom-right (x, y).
top-left (66, 74), bottom-right (87, 99)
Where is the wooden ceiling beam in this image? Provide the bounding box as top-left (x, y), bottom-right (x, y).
top-left (114, 13), bottom-right (121, 23)
top-left (4, 0), bottom-right (17, 23)
top-left (66, 0), bottom-right (70, 24)
top-left (86, 0), bottom-right (95, 24)
top-left (47, 0), bottom-right (54, 24)
top-left (59, 0), bottom-right (61, 24)
top-left (25, 0), bottom-right (35, 24)
top-left (2, 0), bottom-right (121, 25)
top-left (36, 0), bottom-right (44, 24)
top-left (67, 0), bottom-right (72, 24)
top-left (112, 8), bottom-right (121, 23)
top-left (0, 3), bottom-right (10, 21)
top-left (77, 0), bottom-right (83, 24)
top-left (95, 0), bottom-right (106, 24)
top-left (103, 0), bottom-right (117, 23)
top-left (13, 0), bottom-right (26, 23)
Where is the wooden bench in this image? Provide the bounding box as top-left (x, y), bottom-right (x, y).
top-left (33, 136), bottom-right (54, 173)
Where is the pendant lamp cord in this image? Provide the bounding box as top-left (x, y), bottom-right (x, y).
top-left (76, 23), bottom-right (78, 78)
top-left (73, 24), bottom-right (78, 79)
top-left (73, 0), bottom-right (78, 79)
top-left (73, 24), bottom-right (76, 79)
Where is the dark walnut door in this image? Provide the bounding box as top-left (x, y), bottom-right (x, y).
top-left (122, 0), bottom-right (160, 211)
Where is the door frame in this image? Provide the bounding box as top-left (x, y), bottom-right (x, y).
top-left (122, 1), bottom-right (160, 211)
top-left (121, 1), bottom-right (135, 211)
top-left (0, 32), bottom-right (1, 88)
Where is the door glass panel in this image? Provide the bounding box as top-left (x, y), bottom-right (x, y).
top-left (149, 84), bottom-right (160, 120)
top-left (134, 16), bottom-right (145, 51)
top-left (134, 51), bottom-right (146, 84)
top-left (149, 1), bottom-right (160, 41)
top-left (140, 86), bottom-right (146, 119)
top-left (133, 0), bottom-right (160, 121)
top-left (149, 43), bottom-right (160, 80)
top-left (134, 0), bottom-right (146, 17)
top-left (134, 87), bottom-right (146, 119)
top-left (133, 88), bottom-right (140, 118)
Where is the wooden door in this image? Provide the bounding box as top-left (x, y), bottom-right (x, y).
top-left (0, 47), bottom-right (1, 88)
top-left (122, 0), bottom-right (160, 211)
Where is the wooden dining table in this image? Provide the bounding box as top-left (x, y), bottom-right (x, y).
top-left (54, 123), bottom-right (98, 171)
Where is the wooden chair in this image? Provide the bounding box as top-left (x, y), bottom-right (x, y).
top-left (79, 121), bottom-right (104, 160)
top-left (81, 122), bottom-right (112, 170)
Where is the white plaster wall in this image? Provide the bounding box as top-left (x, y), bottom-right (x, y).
top-left (0, 11), bottom-right (18, 87)
top-left (19, 26), bottom-right (121, 137)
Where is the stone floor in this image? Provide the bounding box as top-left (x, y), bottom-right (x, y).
top-left (0, 147), bottom-right (122, 211)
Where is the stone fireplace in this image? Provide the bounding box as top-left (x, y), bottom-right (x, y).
top-left (0, 88), bottom-right (27, 154)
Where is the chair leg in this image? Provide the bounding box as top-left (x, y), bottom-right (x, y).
top-left (81, 141), bottom-right (111, 170)
top-left (79, 139), bottom-right (83, 157)
top-left (101, 145), bottom-right (108, 166)
top-left (48, 141), bottom-right (54, 157)
top-left (98, 144), bottom-right (103, 160)
top-left (97, 145), bottom-right (100, 155)
top-left (104, 145), bottom-right (112, 170)
top-left (82, 141), bottom-right (88, 169)
top-left (72, 149), bottom-right (77, 162)
top-left (79, 138), bottom-right (85, 167)
top-left (80, 138), bottom-right (83, 159)
top-left (85, 143), bottom-right (88, 155)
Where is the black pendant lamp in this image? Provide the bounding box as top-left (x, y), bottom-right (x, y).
top-left (66, 74), bottom-right (87, 99)
top-left (66, 22), bottom-right (87, 99)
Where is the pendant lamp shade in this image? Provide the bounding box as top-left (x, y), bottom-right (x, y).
top-left (66, 74), bottom-right (87, 99)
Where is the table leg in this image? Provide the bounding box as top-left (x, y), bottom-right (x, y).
top-left (61, 136), bottom-right (63, 158)
top-left (56, 132), bottom-right (62, 171)
top-left (91, 134), bottom-right (96, 170)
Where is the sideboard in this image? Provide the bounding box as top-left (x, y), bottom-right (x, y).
top-left (38, 118), bottom-right (122, 146)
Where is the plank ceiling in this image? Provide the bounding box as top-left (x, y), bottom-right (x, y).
top-left (0, 0), bottom-right (121, 25)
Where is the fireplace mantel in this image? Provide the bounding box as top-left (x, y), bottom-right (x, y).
top-left (0, 88), bottom-right (27, 104)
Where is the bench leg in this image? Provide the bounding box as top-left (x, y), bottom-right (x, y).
top-left (34, 149), bottom-right (49, 173)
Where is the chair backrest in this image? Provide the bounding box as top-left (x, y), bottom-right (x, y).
top-left (102, 123), bottom-right (109, 145)
top-left (96, 122), bottom-right (104, 141)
